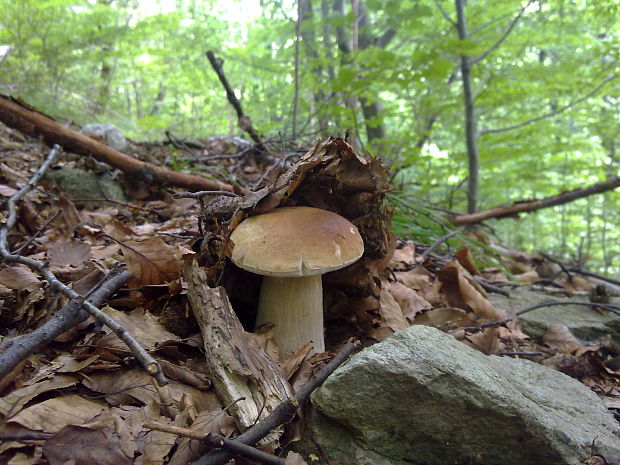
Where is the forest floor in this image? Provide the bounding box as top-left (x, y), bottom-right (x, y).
top-left (1, 120), bottom-right (619, 465)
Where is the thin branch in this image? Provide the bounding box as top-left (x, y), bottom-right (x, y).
top-left (418, 230), bottom-right (460, 264)
top-left (433, 0), bottom-right (456, 28)
top-left (144, 421), bottom-right (285, 465)
top-left (479, 75), bottom-right (617, 137)
top-left (471, 0), bottom-right (532, 65)
top-left (0, 146), bottom-right (167, 386)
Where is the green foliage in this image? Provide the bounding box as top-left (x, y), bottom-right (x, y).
top-left (0, 0), bottom-right (618, 273)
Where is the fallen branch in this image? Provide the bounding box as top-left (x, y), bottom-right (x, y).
top-left (0, 145), bottom-right (167, 385)
top-left (0, 95), bottom-right (233, 193)
top-left (144, 421), bottom-right (285, 465)
top-left (462, 300), bottom-right (620, 334)
top-left (0, 269), bottom-right (131, 381)
top-left (450, 175), bottom-right (620, 225)
top-left (191, 340), bottom-right (360, 465)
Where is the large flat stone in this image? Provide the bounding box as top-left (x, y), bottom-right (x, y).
top-left (309, 325), bottom-right (620, 465)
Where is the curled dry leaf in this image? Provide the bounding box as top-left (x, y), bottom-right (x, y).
top-left (378, 285), bottom-right (409, 332)
top-left (543, 324), bottom-right (582, 354)
top-left (455, 247), bottom-right (480, 275)
top-left (119, 237), bottom-right (181, 287)
top-left (437, 260), bottom-right (504, 321)
top-left (386, 280), bottom-right (432, 322)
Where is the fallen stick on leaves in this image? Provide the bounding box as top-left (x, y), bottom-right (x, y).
top-left (0, 144), bottom-right (167, 386)
top-left (191, 340), bottom-right (360, 465)
top-left (0, 95), bottom-right (233, 193)
top-left (143, 421), bottom-right (286, 465)
top-left (0, 268), bottom-right (131, 382)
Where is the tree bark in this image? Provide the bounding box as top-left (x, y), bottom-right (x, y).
top-left (0, 95), bottom-right (233, 193)
top-left (454, 0), bottom-right (480, 214)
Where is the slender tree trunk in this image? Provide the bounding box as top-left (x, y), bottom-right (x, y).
top-left (454, 0), bottom-right (479, 214)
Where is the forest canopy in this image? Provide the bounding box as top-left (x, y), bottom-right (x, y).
top-left (0, 0), bottom-right (618, 274)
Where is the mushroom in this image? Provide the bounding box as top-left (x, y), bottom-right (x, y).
top-left (229, 206), bottom-right (364, 359)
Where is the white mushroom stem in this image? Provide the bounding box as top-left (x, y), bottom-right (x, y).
top-left (255, 275), bottom-right (325, 360)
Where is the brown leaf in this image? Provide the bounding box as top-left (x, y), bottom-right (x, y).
top-left (98, 306), bottom-right (180, 352)
top-left (437, 260), bottom-right (504, 321)
top-left (0, 264), bottom-right (40, 291)
top-left (390, 242), bottom-right (416, 269)
top-left (413, 307), bottom-right (477, 329)
top-left (285, 451), bottom-right (309, 465)
top-left (43, 425), bottom-right (132, 465)
top-left (8, 395), bottom-right (106, 432)
top-left (0, 375), bottom-right (78, 418)
top-left (47, 239), bottom-right (91, 267)
top-left (386, 280), bottom-right (432, 322)
top-left (455, 247), bottom-right (480, 275)
top-left (543, 324), bottom-right (582, 354)
top-left (378, 285), bottom-right (409, 332)
top-left (120, 237), bottom-right (181, 287)
top-left (463, 327), bottom-right (500, 355)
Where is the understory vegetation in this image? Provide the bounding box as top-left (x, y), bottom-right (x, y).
top-left (1, 0), bottom-right (618, 273)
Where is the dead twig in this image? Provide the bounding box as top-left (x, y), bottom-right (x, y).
top-left (462, 301), bottom-right (620, 335)
top-left (0, 145), bottom-right (167, 385)
top-left (144, 421), bottom-right (285, 465)
top-left (418, 230), bottom-right (460, 264)
top-left (192, 341), bottom-right (360, 465)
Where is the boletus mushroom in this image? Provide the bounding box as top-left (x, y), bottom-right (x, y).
top-left (229, 206), bottom-right (364, 359)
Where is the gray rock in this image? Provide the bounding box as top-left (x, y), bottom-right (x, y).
top-left (44, 167), bottom-right (128, 204)
top-left (309, 326), bottom-right (620, 465)
top-left (81, 123), bottom-right (127, 152)
top-left (489, 286), bottom-right (620, 343)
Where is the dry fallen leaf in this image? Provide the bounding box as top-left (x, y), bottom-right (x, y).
top-left (386, 280), bottom-right (432, 322)
top-left (120, 237), bottom-right (181, 287)
top-left (43, 424), bottom-right (133, 465)
top-left (543, 324), bottom-right (582, 354)
top-left (378, 285), bottom-right (409, 332)
top-left (437, 260), bottom-right (504, 321)
top-left (0, 264), bottom-right (40, 292)
top-left (285, 451), bottom-right (309, 465)
top-left (46, 239), bottom-right (91, 267)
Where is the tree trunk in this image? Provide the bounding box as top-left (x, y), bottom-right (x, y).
top-left (454, 0), bottom-right (480, 214)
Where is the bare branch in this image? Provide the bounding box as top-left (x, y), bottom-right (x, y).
top-left (433, 0), bottom-right (456, 28)
top-left (0, 145), bottom-right (167, 386)
top-left (471, 0), bottom-right (533, 65)
top-left (479, 75), bottom-right (617, 137)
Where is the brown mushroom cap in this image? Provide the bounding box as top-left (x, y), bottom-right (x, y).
top-left (230, 206), bottom-right (364, 277)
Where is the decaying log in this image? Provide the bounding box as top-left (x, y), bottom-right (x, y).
top-left (0, 95), bottom-right (233, 193)
top-left (183, 258), bottom-right (292, 442)
top-left (450, 176), bottom-right (620, 225)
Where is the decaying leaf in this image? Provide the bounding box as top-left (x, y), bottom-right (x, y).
top-left (285, 451), bottom-right (309, 465)
top-left (0, 264), bottom-right (40, 292)
top-left (437, 260), bottom-right (504, 321)
top-left (378, 285), bottom-right (409, 332)
top-left (543, 324), bottom-right (582, 354)
top-left (120, 237), bottom-right (181, 287)
top-left (43, 425), bottom-right (133, 465)
top-left (386, 280), bottom-right (432, 322)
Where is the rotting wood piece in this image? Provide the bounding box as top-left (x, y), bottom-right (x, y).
top-left (0, 95), bottom-right (233, 194)
top-left (183, 258), bottom-right (292, 443)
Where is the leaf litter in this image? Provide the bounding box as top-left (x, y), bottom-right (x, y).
top-left (0, 121), bottom-right (618, 463)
